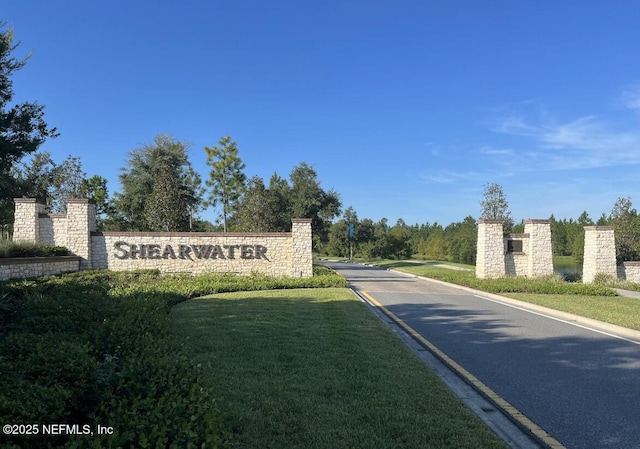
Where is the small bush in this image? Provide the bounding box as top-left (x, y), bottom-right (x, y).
top-left (592, 272), bottom-right (618, 286)
top-left (0, 240), bottom-right (68, 258)
top-left (561, 271), bottom-right (583, 283)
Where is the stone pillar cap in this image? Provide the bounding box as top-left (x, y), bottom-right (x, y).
top-left (14, 198), bottom-right (46, 204)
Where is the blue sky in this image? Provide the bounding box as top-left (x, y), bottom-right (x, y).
top-left (4, 1), bottom-right (640, 226)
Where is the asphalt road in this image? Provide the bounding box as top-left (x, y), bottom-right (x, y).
top-left (325, 261), bottom-right (640, 449)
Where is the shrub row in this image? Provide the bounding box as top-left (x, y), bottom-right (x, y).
top-left (0, 267), bottom-right (346, 448)
top-left (0, 240), bottom-right (68, 258)
top-left (410, 267), bottom-right (617, 296)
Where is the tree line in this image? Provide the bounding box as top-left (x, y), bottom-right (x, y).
top-left (322, 197), bottom-right (640, 264)
top-left (2, 22), bottom-right (640, 263)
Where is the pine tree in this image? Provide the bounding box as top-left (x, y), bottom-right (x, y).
top-left (204, 136), bottom-right (247, 232)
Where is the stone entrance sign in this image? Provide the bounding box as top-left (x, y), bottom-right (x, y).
top-left (12, 198), bottom-right (313, 278)
top-left (476, 219), bottom-right (553, 279)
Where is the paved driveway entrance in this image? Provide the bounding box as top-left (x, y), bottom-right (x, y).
top-left (326, 261), bottom-right (640, 449)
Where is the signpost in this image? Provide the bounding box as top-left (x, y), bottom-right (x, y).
top-left (348, 223), bottom-right (355, 260)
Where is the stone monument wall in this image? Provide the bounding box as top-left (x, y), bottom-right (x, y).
top-left (11, 198), bottom-right (313, 278)
top-left (476, 219), bottom-right (553, 279)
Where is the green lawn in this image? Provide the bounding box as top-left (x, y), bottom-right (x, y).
top-left (504, 293), bottom-right (640, 330)
top-left (170, 288), bottom-right (509, 449)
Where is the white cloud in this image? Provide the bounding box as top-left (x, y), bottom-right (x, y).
top-left (620, 85), bottom-right (640, 111)
top-left (478, 147), bottom-right (514, 156)
top-left (491, 116), bottom-right (541, 136)
top-left (491, 113), bottom-right (640, 170)
top-left (420, 170), bottom-right (474, 184)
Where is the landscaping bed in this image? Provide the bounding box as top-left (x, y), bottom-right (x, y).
top-left (0, 267), bottom-right (346, 448)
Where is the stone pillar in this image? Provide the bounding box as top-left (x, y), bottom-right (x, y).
top-left (291, 218), bottom-right (313, 277)
top-left (13, 198), bottom-right (46, 243)
top-left (66, 199), bottom-right (96, 270)
top-left (476, 219), bottom-right (505, 279)
top-left (583, 226), bottom-right (617, 283)
top-left (524, 219), bottom-right (553, 277)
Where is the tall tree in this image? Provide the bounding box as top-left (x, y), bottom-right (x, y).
top-left (480, 182), bottom-right (513, 232)
top-left (326, 219), bottom-right (349, 257)
top-left (609, 196), bottom-right (640, 261)
top-left (110, 134), bottom-right (199, 231)
top-left (184, 166), bottom-right (206, 230)
top-left (266, 173), bottom-right (292, 231)
top-left (49, 155), bottom-right (85, 212)
top-left (78, 175), bottom-right (110, 229)
top-left (13, 152), bottom-right (87, 213)
top-left (324, 206), bottom-right (359, 257)
top-left (424, 224), bottom-right (447, 260)
top-left (445, 216), bottom-right (477, 264)
top-left (205, 136), bottom-right (246, 232)
top-left (289, 162), bottom-right (341, 247)
top-left (387, 220), bottom-right (412, 260)
top-left (0, 22), bottom-right (58, 224)
top-left (145, 159), bottom-right (190, 231)
top-left (233, 176), bottom-right (276, 232)
top-left (12, 151), bottom-right (55, 202)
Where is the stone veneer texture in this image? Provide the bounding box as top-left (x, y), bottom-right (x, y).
top-left (476, 219), bottom-right (506, 279)
top-left (583, 226), bottom-right (617, 283)
top-left (0, 257), bottom-right (81, 281)
top-left (525, 219), bottom-right (554, 277)
top-left (618, 262), bottom-right (640, 283)
top-left (13, 198), bottom-right (314, 278)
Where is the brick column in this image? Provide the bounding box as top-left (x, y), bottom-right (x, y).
top-left (13, 198), bottom-right (46, 243)
top-left (583, 226), bottom-right (617, 283)
top-left (525, 219), bottom-right (554, 277)
top-left (476, 219), bottom-right (505, 279)
top-left (291, 218), bottom-right (313, 277)
top-left (66, 199), bottom-right (96, 270)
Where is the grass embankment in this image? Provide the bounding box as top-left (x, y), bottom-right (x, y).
top-left (1, 267), bottom-right (508, 448)
top-left (359, 259), bottom-right (640, 331)
top-left (172, 288), bottom-right (509, 449)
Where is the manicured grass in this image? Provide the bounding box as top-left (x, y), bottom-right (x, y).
top-left (380, 263), bottom-right (615, 295)
top-left (171, 288), bottom-right (509, 449)
top-left (504, 293), bottom-right (640, 330)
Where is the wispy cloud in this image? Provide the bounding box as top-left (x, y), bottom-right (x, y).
top-left (419, 169), bottom-right (495, 184)
top-left (620, 84), bottom-right (640, 111)
top-left (491, 113), bottom-right (640, 170)
top-left (478, 147), bottom-right (514, 157)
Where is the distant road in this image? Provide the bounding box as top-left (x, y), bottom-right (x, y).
top-left (325, 261), bottom-right (640, 449)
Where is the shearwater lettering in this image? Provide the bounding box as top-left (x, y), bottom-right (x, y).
top-left (113, 242), bottom-right (268, 260)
